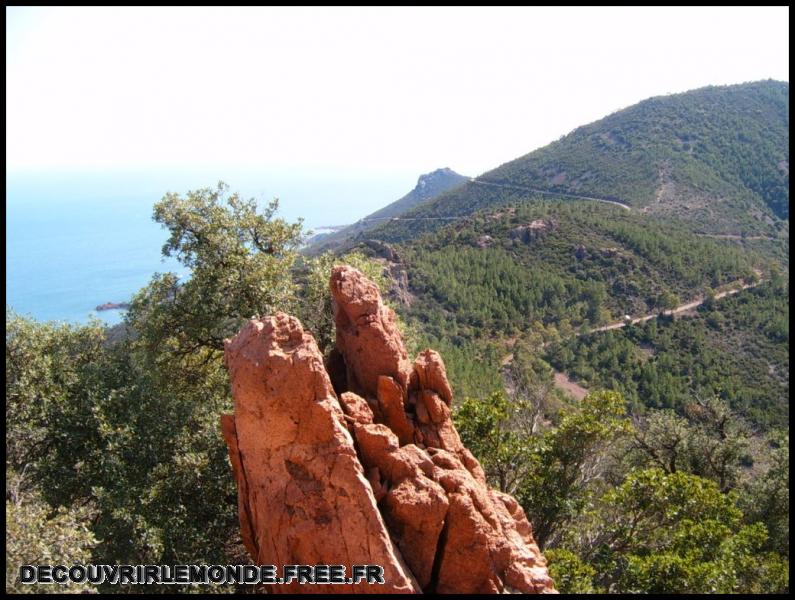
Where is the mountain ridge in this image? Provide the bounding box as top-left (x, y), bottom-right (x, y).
top-left (367, 80), bottom-right (789, 243)
top-left (306, 167), bottom-right (468, 254)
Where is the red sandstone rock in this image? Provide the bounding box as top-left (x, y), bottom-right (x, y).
top-left (412, 349), bottom-right (454, 406)
top-left (221, 314), bottom-right (419, 594)
top-left (330, 266), bottom-right (412, 397)
top-left (221, 268), bottom-right (556, 594)
top-left (338, 390), bottom-right (374, 425)
top-left (377, 375), bottom-right (415, 446)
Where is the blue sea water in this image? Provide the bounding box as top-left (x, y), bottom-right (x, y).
top-left (6, 167), bottom-right (415, 325)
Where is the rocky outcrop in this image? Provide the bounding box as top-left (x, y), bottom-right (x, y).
top-left (95, 301), bottom-right (130, 311)
top-left (329, 266), bottom-right (413, 397)
top-left (476, 234), bottom-right (494, 248)
top-left (361, 241), bottom-right (414, 307)
top-left (510, 219), bottom-right (556, 244)
top-left (221, 314), bottom-right (419, 594)
top-left (221, 266), bottom-right (556, 594)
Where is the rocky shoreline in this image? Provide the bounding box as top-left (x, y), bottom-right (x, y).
top-left (95, 301), bottom-right (130, 311)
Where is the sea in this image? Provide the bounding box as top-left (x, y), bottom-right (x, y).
top-left (6, 167), bottom-right (416, 326)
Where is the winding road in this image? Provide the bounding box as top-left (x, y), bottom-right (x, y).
top-left (694, 233), bottom-right (780, 242)
top-left (470, 178), bottom-right (633, 211)
top-left (543, 277), bottom-right (764, 399)
top-left (331, 180), bottom-right (785, 246)
top-left (469, 180), bottom-right (784, 243)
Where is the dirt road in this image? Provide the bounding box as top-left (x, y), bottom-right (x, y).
top-left (470, 179), bottom-right (632, 211)
top-left (588, 279), bottom-right (761, 334)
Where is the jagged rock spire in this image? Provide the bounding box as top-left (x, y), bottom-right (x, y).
top-left (221, 266), bottom-right (556, 594)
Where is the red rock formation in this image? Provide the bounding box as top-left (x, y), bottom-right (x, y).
top-left (221, 267), bottom-right (556, 594)
top-left (330, 265), bottom-right (412, 397)
top-left (221, 314), bottom-right (419, 594)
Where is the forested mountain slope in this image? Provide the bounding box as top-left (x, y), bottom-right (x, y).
top-left (397, 200), bottom-right (767, 341)
top-left (372, 80), bottom-right (789, 242)
top-left (546, 276), bottom-right (789, 429)
top-left (365, 197), bottom-right (787, 431)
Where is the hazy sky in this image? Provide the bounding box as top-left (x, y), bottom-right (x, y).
top-left (6, 6), bottom-right (789, 177)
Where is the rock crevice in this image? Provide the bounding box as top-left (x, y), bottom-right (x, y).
top-left (221, 266), bottom-right (556, 594)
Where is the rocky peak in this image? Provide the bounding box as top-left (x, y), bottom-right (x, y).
top-left (221, 266), bottom-right (556, 594)
top-left (414, 168), bottom-right (467, 201)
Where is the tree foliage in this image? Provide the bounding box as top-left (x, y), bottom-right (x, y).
top-left (567, 469), bottom-right (789, 593)
top-left (6, 475), bottom-right (98, 594)
top-left (128, 182), bottom-right (302, 361)
top-left (5, 183), bottom-right (310, 590)
top-left (400, 200), bottom-right (763, 342)
top-left (455, 385), bottom-right (789, 593)
top-left (456, 390), bottom-right (629, 547)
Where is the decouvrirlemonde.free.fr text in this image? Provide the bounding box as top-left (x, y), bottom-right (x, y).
top-left (19, 564), bottom-right (385, 586)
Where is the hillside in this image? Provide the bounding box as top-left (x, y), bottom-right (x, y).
top-left (394, 200), bottom-right (767, 340)
top-left (546, 276), bottom-right (789, 429)
top-left (307, 167), bottom-right (468, 254)
top-left (356, 196), bottom-right (786, 431)
top-left (371, 80), bottom-right (789, 242)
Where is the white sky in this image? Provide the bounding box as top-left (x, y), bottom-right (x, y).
top-left (6, 6), bottom-right (790, 177)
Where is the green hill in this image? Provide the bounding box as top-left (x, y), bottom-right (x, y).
top-left (396, 200), bottom-right (767, 341)
top-left (372, 80), bottom-right (789, 242)
top-left (335, 80), bottom-right (790, 432)
top-left (371, 197), bottom-right (787, 430)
